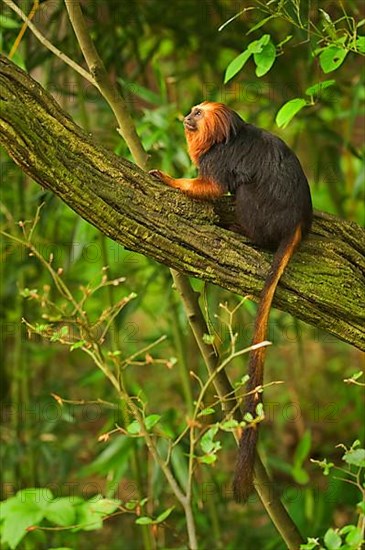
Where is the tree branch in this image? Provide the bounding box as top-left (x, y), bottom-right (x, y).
top-left (63, 0), bottom-right (148, 167)
top-left (1, 54), bottom-right (364, 351)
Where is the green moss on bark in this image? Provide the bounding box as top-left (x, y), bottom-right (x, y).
top-left (1, 54), bottom-right (364, 350)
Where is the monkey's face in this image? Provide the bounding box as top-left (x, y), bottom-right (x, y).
top-left (183, 105), bottom-right (205, 132)
top-left (183, 102), bottom-right (232, 162)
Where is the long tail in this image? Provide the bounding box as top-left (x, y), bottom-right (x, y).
top-left (232, 224), bottom-right (302, 502)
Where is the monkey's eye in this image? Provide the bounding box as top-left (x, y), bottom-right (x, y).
top-left (194, 109), bottom-right (202, 117)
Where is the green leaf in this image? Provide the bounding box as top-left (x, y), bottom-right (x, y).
top-left (144, 414), bottom-right (161, 430)
top-left (126, 415), bottom-right (161, 435)
top-left (247, 34), bottom-right (270, 53)
top-left (90, 498), bottom-right (120, 516)
top-left (319, 9), bottom-right (337, 40)
top-left (276, 98), bottom-right (307, 128)
top-left (293, 430), bottom-right (311, 466)
top-left (70, 340), bottom-right (86, 351)
top-left (126, 420), bottom-right (141, 435)
top-left (305, 80), bottom-right (336, 96)
top-left (200, 425), bottom-right (221, 462)
top-left (135, 516), bottom-right (154, 525)
top-left (8, 50), bottom-right (26, 71)
top-left (75, 501), bottom-right (102, 531)
top-left (323, 528), bottom-right (342, 549)
top-left (220, 419), bottom-right (239, 431)
top-left (234, 374), bottom-right (249, 388)
top-left (156, 506), bottom-right (174, 523)
top-left (80, 436), bottom-right (134, 477)
top-left (118, 79), bottom-right (164, 106)
top-left (300, 539), bottom-right (320, 550)
top-left (342, 525), bottom-right (364, 547)
top-left (199, 454), bottom-right (217, 464)
top-left (44, 498), bottom-right (76, 527)
top-left (339, 525), bottom-right (353, 536)
top-left (254, 40), bottom-right (276, 76)
top-left (200, 426), bottom-right (219, 454)
top-left (343, 448), bottom-right (365, 467)
top-left (356, 36), bottom-right (365, 53)
top-left (70, 218), bottom-right (98, 264)
top-left (20, 288), bottom-right (38, 298)
top-left (0, 15), bottom-right (20, 28)
top-left (171, 445), bottom-right (189, 490)
top-left (34, 323), bottom-right (49, 333)
top-left (15, 488), bottom-right (53, 509)
top-left (1, 500), bottom-right (44, 549)
top-left (202, 333), bottom-right (215, 345)
top-left (319, 46), bottom-right (348, 73)
top-left (224, 50), bottom-right (251, 84)
top-left (292, 466), bottom-right (310, 485)
top-left (198, 407), bottom-right (215, 417)
top-left (357, 500), bottom-right (365, 514)
top-left (247, 16), bottom-right (276, 34)
top-left (255, 402), bottom-right (264, 417)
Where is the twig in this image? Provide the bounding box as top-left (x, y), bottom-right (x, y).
top-left (61, 3), bottom-right (195, 546)
top-left (3, 0), bottom-right (95, 84)
top-left (9, 0), bottom-right (39, 59)
top-left (63, 0), bottom-right (148, 167)
top-left (171, 270), bottom-right (304, 550)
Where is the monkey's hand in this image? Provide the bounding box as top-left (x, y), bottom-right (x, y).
top-left (149, 169), bottom-right (185, 190)
top-left (149, 170), bottom-right (224, 198)
top-left (149, 169), bottom-right (173, 185)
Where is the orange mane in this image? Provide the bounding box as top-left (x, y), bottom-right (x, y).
top-left (185, 102), bottom-right (233, 165)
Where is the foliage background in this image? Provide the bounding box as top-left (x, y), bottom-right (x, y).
top-left (0, 0), bottom-right (364, 548)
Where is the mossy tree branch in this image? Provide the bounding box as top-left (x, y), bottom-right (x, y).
top-left (1, 54), bottom-right (364, 351)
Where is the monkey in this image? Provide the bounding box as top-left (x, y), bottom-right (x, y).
top-left (150, 101), bottom-right (313, 502)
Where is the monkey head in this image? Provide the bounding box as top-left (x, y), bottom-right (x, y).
top-left (183, 102), bottom-right (235, 164)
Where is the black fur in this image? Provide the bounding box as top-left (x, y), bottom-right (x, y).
top-left (199, 113), bottom-right (313, 248)
top-left (198, 108), bottom-right (313, 502)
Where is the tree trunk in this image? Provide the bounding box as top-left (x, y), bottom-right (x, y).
top-left (1, 54), bottom-right (364, 350)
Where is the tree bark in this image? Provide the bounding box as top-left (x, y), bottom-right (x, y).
top-left (1, 54), bottom-right (364, 351)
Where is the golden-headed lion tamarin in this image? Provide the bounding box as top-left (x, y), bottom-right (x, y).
top-left (150, 101), bottom-right (313, 502)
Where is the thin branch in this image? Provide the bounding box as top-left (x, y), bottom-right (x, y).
top-left (171, 270), bottom-right (305, 550)
top-left (60, 4), bottom-right (194, 546)
top-left (121, 335), bottom-right (167, 366)
top-left (63, 0), bottom-right (148, 167)
top-left (2, 0), bottom-right (96, 85)
top-left (2, 228), bottom-right (86, 320)
top-left (9, 0), bottom-right (39, 59)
